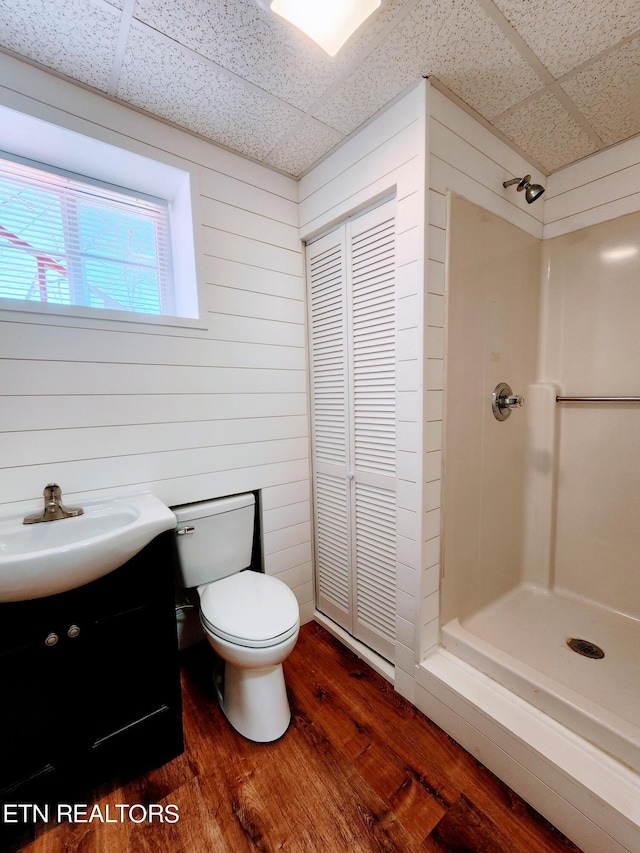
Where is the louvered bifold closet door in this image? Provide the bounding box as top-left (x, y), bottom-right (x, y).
top-left (349, 203), bottom-right (397, 663)
top-left (307, 228), bottom-right (352, 630)
top-left (308, 199), bottom-right (397, 663)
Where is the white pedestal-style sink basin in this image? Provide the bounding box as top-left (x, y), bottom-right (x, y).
top-left (0, 493), bottom-right (177, 601)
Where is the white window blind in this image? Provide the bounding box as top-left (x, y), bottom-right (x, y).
top-left (0, 154), bottom-right (173, 316)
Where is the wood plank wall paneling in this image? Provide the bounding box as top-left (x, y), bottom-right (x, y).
top-left (299, 88), bottom-right (427, 237)
top-left (0, 54), bottom-right (313, 616)
top-left (429, 88), bottom-right (544, 240)
top-left (544, 135), bottom-right (640, 238)
top-left (299, 81), bottom-right (429, 703)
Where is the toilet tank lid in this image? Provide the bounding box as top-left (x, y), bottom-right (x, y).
top-left (173, 493), bottom-right (255, 523)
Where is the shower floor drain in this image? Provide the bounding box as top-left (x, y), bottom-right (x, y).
top-left (567, 638), bottom-right (605, 659)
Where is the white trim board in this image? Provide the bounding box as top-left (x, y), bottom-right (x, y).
top-left (417, 649), bottom-right (640, 853)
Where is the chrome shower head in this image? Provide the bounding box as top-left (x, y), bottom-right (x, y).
top-left (503, 175), bottom-right (545, 204)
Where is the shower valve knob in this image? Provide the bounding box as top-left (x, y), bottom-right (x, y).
top-left (505, 394), bottom-right (525, 409)
top-left (492, 383), bottom-right (525, 421)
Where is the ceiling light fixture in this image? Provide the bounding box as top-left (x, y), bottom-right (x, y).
top-left (268, 0), bottom-right (381, 56)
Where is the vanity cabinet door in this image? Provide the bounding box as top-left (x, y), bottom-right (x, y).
top-left (81, 531), bottom-right (183, 770)
top-left (87, 602), bottom-right (183, 773)
top-left (0, 639), bottom-right (57, 795)
top-left (0, 531), bottom-right (183, 804)
top-left (0, 588), bottom-right (82, 797)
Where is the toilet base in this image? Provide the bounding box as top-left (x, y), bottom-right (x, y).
top-left (216, 660), bottom-right (292, 743)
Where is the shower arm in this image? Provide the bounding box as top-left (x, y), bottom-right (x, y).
top-left (503, 177), bottom-right (526, 189)
top-left (502, 174), bottom-right (545, 203)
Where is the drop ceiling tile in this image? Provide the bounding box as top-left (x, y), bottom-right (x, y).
top-left (492, 0), bottom-right (640, 79)
top-left (264, 119), bottom-right (344, 177)
top-left (314, 0), bottom-right (543, 135)
top-left (312, 45), bottom-right (416, 135)
top-left (117, 24), bottom-right (302, 161)
top-left (493, 91), bottom-right (598, 173)
top-left (560, 37), bottom-right (640, 146)
top-left (0, 0), bottom-right (120, 91)
top-left (426, 0), bottom-right (544, 119)
top-left (131, 0), bottom-right (410, 112)
top-left (131, 0), bottom-right (325, 111)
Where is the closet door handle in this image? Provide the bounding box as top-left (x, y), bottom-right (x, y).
top-left (346, 472), bottom-right (354, 480)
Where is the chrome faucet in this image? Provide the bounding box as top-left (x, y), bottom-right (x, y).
top-left (23, 483), bottom-right (84, 524)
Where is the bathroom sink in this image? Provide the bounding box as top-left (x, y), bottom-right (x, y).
top-left (0, 493), bottom-right (176, 602)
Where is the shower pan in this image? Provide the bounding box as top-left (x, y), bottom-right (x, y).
top-left (442, 580), bottom-right (640, 774)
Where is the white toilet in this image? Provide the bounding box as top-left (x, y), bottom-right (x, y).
top-left (174, 493), bottom-right (300, 743)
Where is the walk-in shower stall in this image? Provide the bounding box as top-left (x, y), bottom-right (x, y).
top-left (437, 196), bottom-right (640, 845)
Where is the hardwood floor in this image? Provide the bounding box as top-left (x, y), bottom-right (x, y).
top-left (16, 622), bottom-right (581, 852)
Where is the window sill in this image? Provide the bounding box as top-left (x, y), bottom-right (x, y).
top-left (0, 298), bottom-right (209, 333)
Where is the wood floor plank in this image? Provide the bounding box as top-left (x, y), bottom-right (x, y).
top-left (423, 793), bottom-right (527, 852)
top-left (288, 624), bottom-right (579, 853)
top-left (284, 633), bottom-right (450, 845)
top-left (289, 626), bottom-right (478, 791)
top-left (13, 621), bottom-right (582, 853)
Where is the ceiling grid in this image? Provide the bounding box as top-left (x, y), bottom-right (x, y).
top-left (0, 0), bottom-right (638, 177)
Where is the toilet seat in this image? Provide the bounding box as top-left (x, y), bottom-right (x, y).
top-left (198, 571), bottom-right (299, 649)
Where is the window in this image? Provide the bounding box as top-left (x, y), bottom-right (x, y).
top-left (0, 104), bottom-right (203, 327)
top-left (0, 155), bottom-right (173, 316)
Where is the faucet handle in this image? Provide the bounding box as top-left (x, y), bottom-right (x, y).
top-left (504, 394), bottom-right (525, 409)
top-left (44, 483), bottom-right (61, 512)
top-left (492, 383), bottom-right (525, 421)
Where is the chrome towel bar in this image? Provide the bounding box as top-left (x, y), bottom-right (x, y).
top-left (556, 395), bottom-right (640, 403)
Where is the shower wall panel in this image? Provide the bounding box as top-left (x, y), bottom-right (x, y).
top-left (442, 196), bottom-right (541, 625)
top-left (541, 211), bottom-right (640, 619)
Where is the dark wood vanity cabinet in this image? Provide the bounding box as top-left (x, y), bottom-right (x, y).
top-left (0, 531), bottom-right (183, 811)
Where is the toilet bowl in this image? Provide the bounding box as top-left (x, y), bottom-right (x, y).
top-left (173, 494), bottom-right (300, 744)
top-left (198, 570), bottom-right (300, 742)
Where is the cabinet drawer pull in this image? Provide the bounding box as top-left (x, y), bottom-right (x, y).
top-left (176, 526), bottom-right (195, 536)
top-left (44, 633), bottom-right (59, 647)
top-left (67, 624), bottom-right (81, 638)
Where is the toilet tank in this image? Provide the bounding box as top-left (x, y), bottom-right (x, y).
top-left (173, 493), bottom-right (255, 587)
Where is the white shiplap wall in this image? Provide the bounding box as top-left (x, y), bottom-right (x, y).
top-left (544, 134), bottom-right (640, 238)
top-left (299, 81), bottom-right (429, 702)
top-left (0, 54), bottom-right (313, 621)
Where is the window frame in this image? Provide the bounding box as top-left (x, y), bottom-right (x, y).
top-left (0, 104), bottom-right (205, 331)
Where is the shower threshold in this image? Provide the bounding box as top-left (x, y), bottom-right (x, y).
top-left (441, 583), bottom-right (640, 775)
